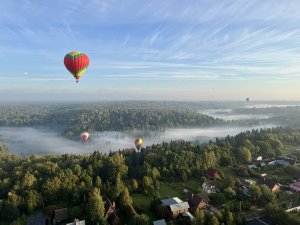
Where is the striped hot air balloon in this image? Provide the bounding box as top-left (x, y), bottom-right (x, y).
top-left (64, 51), bottom-right (89, 83)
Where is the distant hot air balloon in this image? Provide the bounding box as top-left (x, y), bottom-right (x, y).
top-left (135, 138), bottom-right (143, 150)
top-left (64, 51), bottom-right (89, 83)
top-left (81, 131), bottom-right (89, 142)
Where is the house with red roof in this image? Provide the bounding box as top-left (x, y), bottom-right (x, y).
top-left (205, 168), bottom-right (220, 180)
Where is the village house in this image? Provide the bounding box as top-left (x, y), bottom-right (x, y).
top-left (260, 162), bottom-right (266, 167)
top-left (66, 219), bottom-right (86, 225)
top-left (160, 197), bottom-right (190, 220)
top-left (54, 208), bottom-right (68, 224)
top-left (248, 164), bottom-right (258, 169)
top-left (238, 167), bottom-right (248, 176)
top-left (205, 168), bottom-right (220, 180)
top-left (153, 219), bottom-right (167, 225)
top-left (202, 181), bottom-right (217, 194)
top-left (188, 192), bottom-right (210, 209)
top-left (244, 179), bottom-right (256, 186)
top-left (179, 212), bottom-right (194, 224)
top-left (253, 155), bottom-right (263, 162)
top-left (277, 156), bottom-right (296, 166)
top-left (266, 160), bottom-right (277, 166)
top-left (293, 173), bottom-right (300, 181)
top-left (289, 181), bottom-right (300, 192)
top-left (26, 212), bottom-right (48, 225)
top-left (259, 178), bottom-right (280, 193)
top-left (276, 159), bottom-right (290, 167)
top-left (237, 184), bottom-right (251, 197)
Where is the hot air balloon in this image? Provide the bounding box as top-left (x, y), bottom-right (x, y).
top-left (81, 131), bottom-right (89, 143)
top-left (135, 138), bottom-right (143, 150)
top-left (64, 51), bottom-right (89, 83)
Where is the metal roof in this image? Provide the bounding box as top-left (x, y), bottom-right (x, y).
top-left (161, 197), bottom-right (183, 206)
top-left (66, 220), bottom-right (85, 225)
top-left (182, 211), bottom-right (194, 219)
top-left (169, 202), bottom-right (190, 212)
top-left (153, 219), bottom-right (167, 225)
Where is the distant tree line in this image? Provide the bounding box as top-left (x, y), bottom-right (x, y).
top-left (0, 103), bottom-right (226, 135)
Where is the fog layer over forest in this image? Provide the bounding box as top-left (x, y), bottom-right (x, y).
top-left (1, 101), bottom-right (299, 155)
top-left (0, 124), bottom-right (275, 155)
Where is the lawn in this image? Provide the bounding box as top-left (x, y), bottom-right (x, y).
top-left (284, 144), bottom-right (300, 154)
top-left (131, 193), bottom-right (156, 220)
top-left (221, 167), bottom-right (239, 178)
top-left (159, 182), bottom-right (185, 199)
top-left (159, 179), bottom-right (202, 200)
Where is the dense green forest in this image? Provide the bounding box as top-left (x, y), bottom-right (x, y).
top-left (1, 127), bottom-right (300, 225)
top-left (3, 101), bottom-right (299, 137)
top-left (0, 103), bottom-right (231, 139)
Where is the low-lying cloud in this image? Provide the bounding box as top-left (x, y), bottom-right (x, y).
top-left (0, 124), bottom-right (276, 155)
top-left (198, 109), bottom-right (272, 121)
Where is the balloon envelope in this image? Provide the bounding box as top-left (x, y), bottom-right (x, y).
top-left (64, 51), bottom-right (89, 82)
top-left (81, 132), bottom-right (89, 142)
top-left (135, 138), bottom-right (143, 150)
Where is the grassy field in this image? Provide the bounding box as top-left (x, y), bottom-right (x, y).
top-left (159, 182), bottom-right (184, 199)
top-left (131, 193), bottom-right (156, 220)
top-left (159, 179), bottom-right (201, 199)
top-left (284, 144), bottom-right (300, 154)
top-left (221, 167), bottom-right (239, 178)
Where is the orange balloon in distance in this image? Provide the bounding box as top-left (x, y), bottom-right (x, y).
top-left (64, 51), bottom-right (89, 83)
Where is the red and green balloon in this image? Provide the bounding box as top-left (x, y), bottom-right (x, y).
top-left (64, 51), bottom-right (89, 83)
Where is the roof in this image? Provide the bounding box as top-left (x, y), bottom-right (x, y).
top-left (259, 178), bottom-right (279, 189)
top-left (153, 219), bottom-right (167, 225)
top-left (189, 192), bottom-right (210, 206)
top-left (253, 154), bottom-right (262, 159)
top-left (173, 197), bottom-right (183, 203)
top-left (169, 202), bottom-right (190, 212)
top-left (182, 212), bottom-right (194, 220)
top-left (293, 173), bottom-right (300, 180)
top-left (205, 168), bottom-right (219, 177)
top-left (289, 182), bottom-right (300, 191)
top-left (246, 218), bottom-right (270, 225)
top-left (276, 160), bottom-right (289, 166)
top-left (27, 212), bottom-right (48, 225)
top-left (66, 220), bottom-right (86, 225)
top-left (238, 167), bottom-right (248, 173)
top-left (54, 208), bottom-right (68, 223)
top-left (248, 165), bottom-right (258, 169)
top-left (161, 197), bottom-right (183, 206)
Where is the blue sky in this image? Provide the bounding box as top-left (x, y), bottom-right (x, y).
top-left (1, 0), bottom-right (300, 101)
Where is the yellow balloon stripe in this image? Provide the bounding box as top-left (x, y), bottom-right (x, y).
top-left (66, 51), bottom-right (83, 59)
top-left (75, 68), bottom-right (87, 78)
top-left (68, 51), bottom-right (82, 56)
